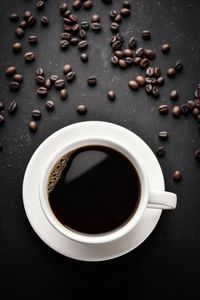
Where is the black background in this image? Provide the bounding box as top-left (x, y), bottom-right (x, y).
top-left (0, 0), bottom-right (200, 299)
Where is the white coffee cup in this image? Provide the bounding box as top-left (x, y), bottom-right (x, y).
top-left (39, 124), bottom-right (177, 246)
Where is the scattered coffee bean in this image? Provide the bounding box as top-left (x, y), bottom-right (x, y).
top-left (135, 47), bottom-right (144, 57)
top-left (44, 78), bottom-right (52, 90)
top-left (19, 21), bottom-right (27, 29)
top-left (55, 79), bottom-right (65, 89)
top-left (27, 15), bottom-right (36, 27)
top-left (9, 13), bottom-right (19, 22)
top-left (91, 14), bottom-right (100, 23)
top-left (107, 90), bottom-right (116, 101)
top-left (181, 104), bottom-right (190, 116)
top-left (37, 87), bottom-right (47, 96)
top-left (118, 59), bottom-right (127, 69)
top-left (66, 71), bottom-right (76, 82)
top-left (91, 22), bottom-right (102, 31)
top-left (45, 100), bottom-right (55, 111)
top-left (158, 131), bottom-right (168, 139)
top-left (187, 100), bottom-right (195, 110)
top-left (70, 37), bottom-right (79, 46)
top-left (8, 101), bottom-right (17, 114)
top-left (5, 66), bottom-right (16, 77)
top-left (109, 10), bottom-right (117, 19)
top-left (112, 40), bottom-right (122, 51)
top-left (156, 146), bottom-right (166, 157)
top-left (60, 32), bottom-right (71, 40)
top-left (13, 42), bottom-right (22, 53)
top-left (63, 24), bottom-right (72, 31)
top-left (32, 109), bottom-right (41, 119)
top-left (111, 56), bottom-right (119, 65)
top-left (60, 40), bottom-right (70, 50)
top-left (167, 68), bottom-right (176, 78)
top-left (144, 49), bottom-right (155, 59)
top-left (128, 80), bottom-right (139, 90)
top-left (73, 0), bottom-right (81, 10)
top-left (13, 74), bottom-right (23, 83)
top-left (140, 58), bottom-right (149, 69)
top-left (37, 1), bottom-right (45, 10)
top-left (158, 104), bottom-right (168, 114)
top-left (15, 27), bottom-right (24, 38)
top-left (80, 53), bottom-right (88, 62)
top-left (29, 35), bottom-right (38, 44)
top-left (50, 75), bottom-right (59, 82)
top-left (175, 60), bottom-right (183, 72)
top-left (135, 75), bottom-right (145, 86)
top-left (114, 14), bottom-right (122, 24)
top-left (152, 86), bottom-right (159, 97)
top-left (10, 81), bottom-right (20, 91)
top-left (24, 51), bottom-right (35, 62)
top-left (170, 90), bottom-right (179, 100)
top-left (195, 149), bottom-right (200, 161)
top-left (28, 120), bottom-right (38, 132)
top-left (0, 102), bottom-right (4, 112)
top-left (76, 104), bottom-right (87, 115)
top-left (78, 40), bottom-right (88, 50)
top-left (192, 108), bottom-right (200, 118)
top-left (145, 77), bottom-right (157, 85)
top-left (41, 16), bottom-right (49, 26)
top-left (79, 29), bottom-right (87, 39)
top-left (141, 30), bottom-right (151, 40)
top-left (120, 8), bottom-right (130, 17)
top-left (63, 64), bottom-right (72, 74)
top-left (123, 0), bottom-right (131, 8)
top-left (36, 67), bottom-right (44, 76)
top-left (133, 57), bottom-right (142, 65)
top-left (35, 75), bottom-right (45, 85)
top-left (83, 0), bottom-right (93, 10)
top-left (154, 67), bottom-right (161, 78)
top-left (128, 37), bottom-right (137, 49)
top-left (110, 22), bottom-right (119, 32)
top-left (157, 76), bottom-right (165, 86)
top-left (172, 106), bottom-right (181, 118)
top-left (145, 84), bottom-right (153, 94)
top-left (24, 11), bottom-right (32, 21)
top-left (195, 89), bottom-right (200, 99)
top-left (69, 13), bottom-right (78, 23)
top-left (71, 23), bottom-right (80, 34)
top-left (60, 89), bottom-right (68, 100)
top-left (81, 21), bottom-right (89, 30)
top-left (59, 3), bottom-right (68, 15)
top-left (146, 67), bottom-right (154, 77)
top-left (87, 76), bottom-right (97, 86)
top-left (125, 57), bottom-right (134, 66)
top-left (173, 170), bottom-right (182, 182)
top-left (0, 115), bottom-right (5, 124)
top-left (123, 49), bottom-right (133, 57)
top-left (161, 43), bottom-right (171, 53)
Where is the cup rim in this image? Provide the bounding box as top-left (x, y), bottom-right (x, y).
top-left (39, 137), bottom-right (149, 244)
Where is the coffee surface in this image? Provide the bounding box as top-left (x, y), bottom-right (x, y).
top-left (48, 145), bottom-right (141, 234)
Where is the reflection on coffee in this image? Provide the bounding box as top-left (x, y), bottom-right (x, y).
top-left (48, 145), bottom-right (141, 234)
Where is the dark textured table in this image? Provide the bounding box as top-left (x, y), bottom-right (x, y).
top-left (0, 0), bottom-right (200, 299)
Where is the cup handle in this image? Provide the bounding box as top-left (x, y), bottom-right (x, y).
top-left (147, 191), bottom-right (177, 210)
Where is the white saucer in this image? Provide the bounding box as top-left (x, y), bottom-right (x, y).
top-left (23, 121), bottom-right (164, 261)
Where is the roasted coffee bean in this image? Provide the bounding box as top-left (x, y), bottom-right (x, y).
top-left (71, 24), bottom-right (80, 34)
top-left (76, 104), bottom-right (87, 115)
top-left (120, 8), bottom-right (130, 17)
top-left (157, 76), bottom-right (165, 86)
top-left (91, 14), bottom-right (100, 23)
top-left (161, 43), bottom-right (171, 53)
top-left (133, 57), bottom-right (142, 65)
top-left (13, 42), bottom-right (22, 53)
top-left (60, 89), bottom-right (68, 100)
top-left (111, 55), bottom-right (119, 65)
top-left (128, 37), bottom-right (137, 49)
top-left (145, 77), bottom-right (156, 85)
top-left (45, 100), bottom-right (55, 111)
top-left (63, 10), bottom-right (72, 18)
top-left (175, 60), bottom-right (183, 72)
top-left (140, 58), bottom-right (149, 69)
top-left (158, 131), bottom-right (168, 139)
top-left (9, 13), bottom-right (19, 22)
top-left (0, 102), bottom-right (4, 112)
top-left (109, 10), bottom-right (117, 19)
top-left (24, 11), bottom-right (32, 21)
top-left (128, 80), bottom-right (139, 90)
top-left (55, 79), bottom-right (65, 89)
top-left (41, 16), bottom-right (49, 26)
top-left (181, 104), bottom-right (190, 116)
top-left (141, 30), bottom-right (151, 40)
top-left (80, 53), bottom-right (88, 62)
top-left (15, 27), bottom-right (24, 38)
top-left (125, 57), bottom-right (134, 66)
top-left (172, 106), bottom-right (181, 118)
top-left (37, 1), bottom-right (45, 10)
top-left (118, 59), bottom-right (127, 69)
top-left (37, 87), bottom-right (47, 96)
top-left (87, 76), bottom-right (97, 86)
top-left (146, 67), bottom-right (155, 77)
top-left (8, 101), bottom-right (17, 114)
top-left (36, 67), bottom-right (44, 76)
top-left (24, 51), bottom-right (35, 62)
top-left (145, 84), bottom-right (152, 94)
top-left (32, 109), bottom-right (41, 119)
top-left (110, 22), bottom-right (119, 32)
top-left (107, 90), bottom-right (116, 101)
top-left (187, 100), bottom-right (195, 110)
top-left (83, 0), bottom-right (93, 10)
top-left (123, 49), bottom-right (133, 57)
top-left (59, 3), bottom-right (68, 15)
top-left (0, 115), bottom-right (5, 124)
top-left (13, 74), bottom-right (23, 83)
top-left (68, 13), bottom-right (78, 23)
top-left (114, 14), bottom-right (122, 24)
top-left (195, 149), bottom-right (200, 161)
top-left (173, 170), bottom-right (182, 182)
top-left (19, 21), bottom-right (27, 29)
top-left (152, 86), bottom-right (159, 97)
top-left (35, 75), bottom-right (45, 85)
top-left (29, 35), bottom-right (38, 44)
top-left (50, 75), bottom-right (59, 82)
top-left (144, 49), bottom-right (155, 59)
top-left (60, 40), bottom-right (70, 50)
top-left (60, 32), bottom-right (71, 40)
top-left (73, 0), bottom-right (81, 10)
top-left (10, 81), bottom-right (20, 91)
top-left (154, 67), bottom-right (161, 78)
top-left (112, 40), bottom-right (122, 51)
top-left (194, 99), bottom-right (200, 108)
top-left (5, 66), bottom-right (16, 77)
top-left (63, 64), bottom-right (72, 74)
top-left (170, 90), bottom-right (179, 100)
top-left (27, 15), bottom-right (36, 27)
top-left (158, 104), bottom-right (168, 114)
top-left (194, 89), bottom-right (200, 99)
top-left (66, 71), bottom-right (76, 82)
top-left (192, 108), bottom-right (200, 118)
top-left (135, 47), bottom-right (144, 57)
top-left (91, 22), bottom-right (102, 31)
top-left (135, 75), bottom-right (145, 86)
top-left (44, 78), bottom-right (52, 90)
top-left (63, 24), bottom-right (72, 32)
top-left (156, 146), bottom-right (166, 157)
top-left (78, 40), bottom-right (88, 50)
top-left (123, 1), bottom-right (131, 8)
top-left (167, 68), bottom-right (176, 78)
top-left (79, 29), bottom-right (86, 39)
top-left (81, 21), bottom-right (89, 30)
top-left (28, 120), bottom-right (38, 132)
top-left (70, 37), bottom-right (79, 45)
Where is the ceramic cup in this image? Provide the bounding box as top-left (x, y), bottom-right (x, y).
top-left (39, 123), bottom-right (177, 245)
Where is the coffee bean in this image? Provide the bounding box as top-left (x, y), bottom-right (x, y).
top-left (195, 149), bottom-right (200, 161)
top-left (37, 87), bottom-right (47, 96)
top-left (60, 32), bottom-right (71, 40)
top-left (63, 10), bottom-right (72, 18)
top-left (128, 80), bottom-right (139, 90)
top-left (175, 60), bottom-right (183, 72)
top-left (60, 89), bottom-right (68, 100)
top-left (158, 131), bottom-right (168, 139)
top-left (123, 1), bottom-right (131, 8)
top-left (35, 75), bottom-right (45, 85)
top-left (0, 102), bottom-right (4, 112)
top-left (41, 16), bottom-right (49, 26)
top-left (13, 74), bottom-right (23, 83)
top-left (69, 13), bottom-right (78, 23)
top-left (76, 104), bottom-right (87, 115)
top-left (142, 30), bottom-right (151, 40)
top-left (187, 100), bottom-right (195, 110)
top-left (161, 43), bottom-right (171, 53)
top-left (32, 109), bottom-right (41, 119)
top-left (125, 57), bottom-right (134, 66)
top-left (87, 76), bottom-right (97, 86)
top-left (112, 40), bottom-right (122, 51)
top-left (73, 0), bottom-right (81, 10)
top-left (133, 57), bottom-right (142, 65)
top-left (66, 71), bottom-right (76, 82)
top-left (81, 21), bottom-right (90, 30)
top-left (118, 59), bottom-right (127, 69)
top-left (173, 170), bottom-right (182, 182)
top-left (181, 104), bottom-right (190, 116)
top-left (135, 47), bottom-right (144, 57)
top-left (91, 22), bottom-right (102, 31)
top-left (37, 1), bottom-right (45, 10)
top-left (24, 11), bottom-right (32, 21)
top-left (27, 15), bottom-right (36, 27)
top-left (135, 75), bottom-right (145, 86)
top-left (91, 14), bottom-right (100, 23)
top-left (8, 101), bottom-right (17, 114)
top-left (170, 90), bottom-right (179, 100)
top-left (24, 51), bottom-right (35, 62)
top-left (192, 108), bottom-right (200, 118)
top-left (145, 84), bottom-right (153, 94)
top-left (158, 104), bottom-right (168, 114)
top-left (9, 13), bottom-right (19, 22)
top-left (194, 99), bottom-right (200, 108)
top-left (59, 3), bottom-right (68, 15)
top-left (110, 22), bottom-right (119, 32)
top-left (15, 27), bottom-right (24, 38)
top-left (128, 37), bottom-right (137, 49)
top-left (44, 78), bottom-right (52, 90)
top-left (55, 79), bottom-right (65, 89)
top-left (60, 40), bottom-right (70, 50)
top-left (28, 120), bottom-right (38, 132)
top-left (107, 90), bottom-right (116, 101)
top-left (144, 49), bottom-right (155, 59)
top-left (120, 8), bottom-right (130, 17)
top-left (114, 14), bottom-right (122, 24)
top-left (156, 146), bottom-right (166, 157)
top-left (70, 37), bottom-right (79, 46)
top-left (13, 42), bottom-right (22, 53)
top-left (45, 100), bottom-right (55, 111)
top-left (36, 68), bottom-right (44, 76)
top-left (83, 1), bottom-right (93, 10)
top-left (79, 29), bottom-right (87, 39)
top-left (123, 49), bottom-right (133, 57)
top-left (154, 67), bottom-right (161, 78)
top-left (63, 64), bottom-right (72, 74)
top-left (0, 115), bottom-right (5, 124)
top-left (194, 89), bottom-right (200, 99)
top-left (5, 66), bottom-right (16, 77)
top-left (111, 56), bottom-right (119, 65)
top-left (172, 106), bottom-right (181, 118)
top-left (10, 81), bottom-right (20, 91)
top-left (140, 58), bottom-right (149, 69)
top-left (72, 24), bottom-right (80, 34)
top-left (80, 53), bottom-right (88, 62)
top-left (78, 40), bottom-right (88, 50)
top-left (197, 114), bottom-right (200, 123)
top-left (157, 76), bottom-right (165, 86)
top-left (19, 21), bottom-right (27, 29)
top-left (152, 86), bottom-right (159, 97)
top-left (63, 24), bottom-right (72, 31)
top-left (167, 68), bottom-right (176, 78)
top-left (146, 67), bottom-right (155, 77)
top-left (109, 10), bottom-right (117, 19)
top-left (50, 75), bottom-right (59, 82)
top-left (29, 35), bottom-right (38, 44)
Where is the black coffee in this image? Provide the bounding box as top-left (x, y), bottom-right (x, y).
top-left (48, 145), bottom-right (141, 234)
